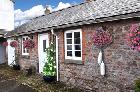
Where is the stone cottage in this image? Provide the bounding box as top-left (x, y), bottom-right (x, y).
top-left (5, 0), bottom-right (140, 91)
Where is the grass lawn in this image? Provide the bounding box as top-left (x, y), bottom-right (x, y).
top-left (0, 64), bottom-right (82, 92)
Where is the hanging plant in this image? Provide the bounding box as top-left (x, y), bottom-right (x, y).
top-left (91, 27), bottom-right (113, 76)
top-left (23, 39), bottom-right (35, 49)
top-left (10, 40), bottom-right (18, 48)
top-left (92, 27), bottom-right (113, 49)
top-left (2, 42), bottom-right (8, 47)
top-left (126, 24), bottom-right (140, 51)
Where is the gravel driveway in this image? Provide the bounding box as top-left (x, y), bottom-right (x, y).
top-left (0, 74), bottom-right (36, 92)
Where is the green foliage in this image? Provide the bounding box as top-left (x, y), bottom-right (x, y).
top-left (43, 42), bottom-right (56, 76)
top-left (135, 78), bottom-right (140, 92)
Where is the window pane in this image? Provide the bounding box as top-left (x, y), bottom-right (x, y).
top-left (66, 33), bottom-right (72, 38)
top-left (67, 45), bottom-right (72, 50)
top-left (74, 32), bottom-right (80, 38)
top-left (75, 45), bottom-right (81, 50)
top-left (31, 36), bottom-right (33, 39)
top-left (74, 38), bottom-right (80, 44)
top-left (23, 38), bottom-right (25, 41)
top-left (75, 51), bottom-right (81, 57)
top-left (67, 51), bottom-right (72, 56)
top-left (23, 49), bottom-right (25, 53)
top-left (26, 37), bottom-right (28, 40)
top-left (43, 40), bottom-right (46, 52)
top-left (67, 39), bottom-right (72, 44)
top-left (27, 49), bottom-right (29, 53)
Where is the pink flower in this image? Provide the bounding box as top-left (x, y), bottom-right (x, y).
top-left (126, 24), bottom-right (140, 51)
top-left (137, 46), bottom-right (140, 51)
top-left (138, 31), bottom-right (140, 34)
top-left (129, 33), bottom-right (134, 37)
top-left (23, 39), bottom-right (35, 49)
top-left (10, 41), bottom-right (18, 48)
top-left (92, 28), bottom-right (112, 48)
top-left (2, 42), bottom-right (8, 47)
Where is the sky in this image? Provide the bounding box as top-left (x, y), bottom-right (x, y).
top-left (14, 0), bottom-right (83, 27)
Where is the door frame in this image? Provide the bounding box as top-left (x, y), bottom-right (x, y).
top-left (38, 33), bottom-right (49, 74)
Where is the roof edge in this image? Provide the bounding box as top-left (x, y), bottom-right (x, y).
top-left (5, 11), bottom-right (140, 38)
top-left (32, 1), bottom-right (93, 20)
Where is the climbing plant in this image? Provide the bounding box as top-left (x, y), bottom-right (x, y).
top-left (43, 35), bottom-right (56, 76)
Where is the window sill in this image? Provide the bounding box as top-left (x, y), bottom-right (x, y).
top-left (64, 59), bottom-right (83, 65)
top-left (21, 55), bottom-right (30, 59)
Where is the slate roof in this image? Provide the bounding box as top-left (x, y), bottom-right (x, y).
top-left (0, 30), bottom-right (6, 34)
top-left (0, 30), bottom-right (8, 38)
top-left (6, 0), bottom-right (140, 37)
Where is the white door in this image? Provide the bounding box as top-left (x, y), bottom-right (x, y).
top-left (38, 33), bottom-right (49, 73)
top-left (7, 38), bottom-right (15, 66)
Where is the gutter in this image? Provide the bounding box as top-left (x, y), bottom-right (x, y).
top-left (5, 11), bottom-right (140, 38)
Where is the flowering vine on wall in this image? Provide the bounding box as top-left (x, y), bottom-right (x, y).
top-left (126, 24), bottom-right (140, 51)
top-left (23, 39), bottom-right (35, 49)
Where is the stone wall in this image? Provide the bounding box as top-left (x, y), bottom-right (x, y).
top-left (16, 33), bottom-right (39, 71)
top-left (57, 19), bottom-right (140, 92)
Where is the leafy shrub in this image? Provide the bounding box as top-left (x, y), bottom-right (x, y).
top-left (135, 78), bottom-right (140, 92)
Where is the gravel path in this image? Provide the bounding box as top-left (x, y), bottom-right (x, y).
top-left (0, 74), bottom-right (37, 92)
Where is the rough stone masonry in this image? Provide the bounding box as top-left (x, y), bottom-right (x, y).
top-left (58, 19), bottom-right (140, 92)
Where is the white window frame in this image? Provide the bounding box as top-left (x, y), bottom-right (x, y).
top-left (64, 29), bottom-right (82, 60)
top-left (22, 36), bottom-right (29, 55)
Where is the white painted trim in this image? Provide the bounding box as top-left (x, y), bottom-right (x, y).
top-left (64, 29), bottom-right (82, 60)
top-left (38, 33), bottom-right (49, 74)
top-left (56, 36), bottom-right (59, 81)
top-left (7, 38), bottom-right (15, 66)
top-left (22, 36), bottom-right (29, 55)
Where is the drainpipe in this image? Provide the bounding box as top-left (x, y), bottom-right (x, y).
top-left (98, 49), bottom-right (105, 76)
top-left (51, 29), bottom-right (59, 81)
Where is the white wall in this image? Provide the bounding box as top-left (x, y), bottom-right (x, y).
top-left (0, 0), bottom-right (14, 31)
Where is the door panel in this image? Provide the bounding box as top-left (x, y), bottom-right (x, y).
top-left (38, 34), bottom-right (49, 73)
top-left (7, 38), bottom-right (15, 66)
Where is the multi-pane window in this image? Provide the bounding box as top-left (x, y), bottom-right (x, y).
top-left (65, 29), bottom-right (82, 60)
top-left (43, 40), bottom-right (46, 52)
top-left (22, 36), bottom-right (29, 55)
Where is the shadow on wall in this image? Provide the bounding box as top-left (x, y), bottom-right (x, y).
top-left (0, 37), bottom-right (7, 64)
